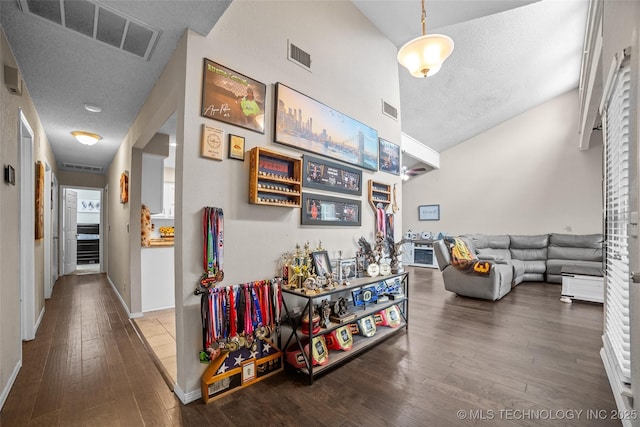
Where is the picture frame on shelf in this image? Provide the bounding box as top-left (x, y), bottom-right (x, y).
top-left (201, 124), bottom-right (224, 160)
top-left (274, 83), bottom-right (379, 170)
top-left (201, 58), bottom-right (266, 134)
top-left (120, 171), bottom-right (129, 204)
top-left (301, 193), bottom-right (362, 226)
top-left (378, 138), bottom-right (400, 175)
top-left (241, 359), bottom-right (256, 384)
top-left (418, 204), bottom-right (440, 221)
top-left (302, 155), bottom-right (362, 196)
top-left (228, 134), bottom-right (245, 160)
top-left (338, 258), bottom-right (357, 281)
top-left (311, 250), bottom-right (332, 277)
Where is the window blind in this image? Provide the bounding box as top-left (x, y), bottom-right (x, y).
top-left (603, 59), bottom-right (631, 384)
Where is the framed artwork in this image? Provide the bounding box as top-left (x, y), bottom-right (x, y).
top-left (274, 83), bottom-right (379, 170)
top-left (312, 250), bottom-right (332, 277)
top-left (301, 193), bottom-right (361, 226)
top-left (241, 359), bottom-right (256, 384)
top-left (35, 161), bottom-right (44, 240)
top-left (120, 171), bottom-right (129, 204)
top-left (201, 124), bottom-right (224, 160)
top-left (201, 58), bottom-right (266, 134)
top-left (378, 138), bottom-right (400, 175)
top-left (78, 199), bottom-right (100, 213)
top-left (228, 134), bottom-right (245, 160)
top-left (338, 258), bottom-right (357, 281)
top-left (302, 155), bottom-right (362, 196)
top-left (418, 204), bottom-right (440, 221)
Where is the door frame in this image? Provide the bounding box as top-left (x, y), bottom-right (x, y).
top-left (44, 162), bottom-right (52, 299)
top-left (18, 109), bottom-right (35, 342)
top-left (59, 185), bottom-right (105, 274)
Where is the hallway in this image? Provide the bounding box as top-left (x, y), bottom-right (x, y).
top-left (0, 274), bottom-right (179, 425)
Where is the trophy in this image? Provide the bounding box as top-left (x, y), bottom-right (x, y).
top-left (330, 296), bottom-right (357, 323)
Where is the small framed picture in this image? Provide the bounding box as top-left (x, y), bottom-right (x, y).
top-left (418, 204), bottom-right (440, 221)
top-left (201, 124), bottom-right (224, 161)
top-left (228, 134), bottom-right (245, 160)
top-left (338, 258), bottom-right (357, 281)
top-left (378, 138), bottom-right (400, 175)
top-left (311, 250), bottom-right (332, 277)
top-left (242, 359), bottom-right (256, 384)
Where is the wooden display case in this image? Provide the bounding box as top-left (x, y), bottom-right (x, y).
top-left (368, 180), bottom-right (391, 211)
top-left (249, 147), bottom-right (301, 207)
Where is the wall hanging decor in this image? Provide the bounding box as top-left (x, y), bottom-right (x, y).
top-left (120, 171), bottom-right (129, 204)
top-left (201, 124), bottom-right (224, 161)
top-left (35, 161), bottom-right (44, 240)
top-left (275, 83), bottom-right (378, 170)
top-left (302, 155), bottom-right (362, 196)
top-left (228, 134), bottom-right (245, 160)
top-left (378, 138), bottom-right (400, 175)
top-left (301, 193), bottom-right (361, 226)
top-left (201, 59), bottom-right (266, 134)
top-left (418, 204), bottom-right (440, 221)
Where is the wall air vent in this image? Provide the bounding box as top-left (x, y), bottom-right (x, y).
top-left (19, 0), bottom-right (160, 61)
top-left (287, 40), bottom-right (311, 72)
top-left (382, 100), bottom-right (398, 120)
top-left (62, 162), bottom-right (103, 173)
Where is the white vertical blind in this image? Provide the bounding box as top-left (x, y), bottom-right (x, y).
top-left (603, 60), bottom-right (631, 384)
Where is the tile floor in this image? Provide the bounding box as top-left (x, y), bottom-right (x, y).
top-left (133, 308), bottom-right (177, 387)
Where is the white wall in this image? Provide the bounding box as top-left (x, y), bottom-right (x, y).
top-left (173, 0), bottom-right (402, 399)
top-left (402, 89), bottom-right (603, 236)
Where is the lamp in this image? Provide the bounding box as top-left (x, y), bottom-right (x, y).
top-left (71, 131), bottom-right (102, 146)
top-left (397, 0), bottom-right (454, 78)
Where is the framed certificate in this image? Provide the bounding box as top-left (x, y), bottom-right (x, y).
top-left (201, 124), bottom-right (224, 161)
top-left (242, 359), bottom-right (256, 384)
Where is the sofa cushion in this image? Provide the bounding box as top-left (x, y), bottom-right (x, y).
top-left (522, 260), bottom-right (547, 274)
top-left (469, 234), bottom-right (510, 250)
top-left (547, 246), bottom-right (602, 262)
top-left (477, 248), bottom-right (511, 261)
top-left (549, 233), bottom-right (603, 248)
top-left (546, 259), bottom-right (604, 276)
top-left (510, 247), bottom-right (548, 261)
top-left (509, 234), bottom-right (549, 249)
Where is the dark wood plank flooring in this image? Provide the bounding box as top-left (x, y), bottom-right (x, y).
top-left (1, 268), bottom-right (618, 426)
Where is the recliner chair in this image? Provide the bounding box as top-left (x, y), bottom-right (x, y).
top-left (433, 239), bottom-right (514, 301)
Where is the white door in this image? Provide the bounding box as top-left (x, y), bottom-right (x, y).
top-left (63, 189), bottom-right (77, 275)
top-left (51, 174), bottom-right (59, 288)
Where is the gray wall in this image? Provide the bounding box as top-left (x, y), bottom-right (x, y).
top-left (402, 89), bottom-right (603, 236)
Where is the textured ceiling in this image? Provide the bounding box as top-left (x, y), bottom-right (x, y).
top-left (356, 0), bottom-right (589, 153)
top-left (1, 0), bottom-right (230, 173)
top-left (0, 0), bottom-right (588, 175)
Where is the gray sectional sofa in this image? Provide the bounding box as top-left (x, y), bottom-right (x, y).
top-left (433, 233), bottom-right (604, 301)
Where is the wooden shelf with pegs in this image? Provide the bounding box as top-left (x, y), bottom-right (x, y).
top-left (249, 147), bottom-right (301, 207)
top-left (368, 180), bottom-right (391, 211)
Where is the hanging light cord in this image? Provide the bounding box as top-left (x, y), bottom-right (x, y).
top-left (421, 0), bottom-right (426, 36)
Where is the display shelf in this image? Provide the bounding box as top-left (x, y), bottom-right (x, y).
top-left (368, 180), bottom-right (391, 211)
top-left (281, 272), bottom-right (409, 384)
top-left (298, 323), bottom-right (406, 375)
top-left (249, 147), bottom-right (301, 207)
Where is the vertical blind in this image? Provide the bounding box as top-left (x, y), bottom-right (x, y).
top-left (603, 59), bottom-right (631, 384)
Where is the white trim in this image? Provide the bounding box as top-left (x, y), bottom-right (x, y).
top-left (19, 109), bottom-right (35, 342)
top-left (173, 383), bottom-right (201, 405)
top-left (107, 275), bottom-right (142, 318)
top-left (34, 306), bottom-right (45, 334)
top-left (600, 50), bottom-right (628, 114)
top-left (0, 360), bottom-right (22, 410)
top-left (601, 347), bottom-right (633, 427)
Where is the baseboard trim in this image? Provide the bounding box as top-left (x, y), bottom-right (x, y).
top-left (107, 275), bottom-right (143, 319)
top-left (173, 383), bottom-right (201, 405)
top-left (34, 306), bottom-right (45, 334)
top-left (0, 360), bottom-right (22, 410)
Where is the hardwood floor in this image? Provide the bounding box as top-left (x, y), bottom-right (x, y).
top-left (1, 268), bottom-right (618, 426)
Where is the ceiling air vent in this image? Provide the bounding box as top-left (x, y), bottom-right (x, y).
top-left (62, 162), bottom-right (103, 173)
top-left (19, 0), bottom-right (160, 61)
top-left (382, 100), bottom-right (398, 120)
top-left (287, 40), bottom-right (311, 72)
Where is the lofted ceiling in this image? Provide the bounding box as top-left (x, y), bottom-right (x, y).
top-left (0, 0), bottom-right (588, 175)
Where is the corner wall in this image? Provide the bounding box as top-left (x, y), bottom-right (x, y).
top-left (0, 24), bottom-right (58, 408)
top-left (174, 0), bottom-right (402, 398)
top-left (402, 89), bottom-right (603, 236)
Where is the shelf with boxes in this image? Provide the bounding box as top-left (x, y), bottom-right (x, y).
top-left (281, 272), bottom-right (409, 384)
top-left (249, 147), bottom-right (301, 207)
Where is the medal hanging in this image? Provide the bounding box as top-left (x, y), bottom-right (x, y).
top-left (201, 207), bottom-right (224, 287)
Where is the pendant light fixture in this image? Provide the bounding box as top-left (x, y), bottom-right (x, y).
top-left (397, 0), bottom-right (454, 78)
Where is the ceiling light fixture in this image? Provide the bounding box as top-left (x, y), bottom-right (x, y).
top-left (84, 103), bottom-right (102, 113)
top-left (71, 131), bottom-right (102, 146)
top-left (397, 0), bottom-right (454, 78)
